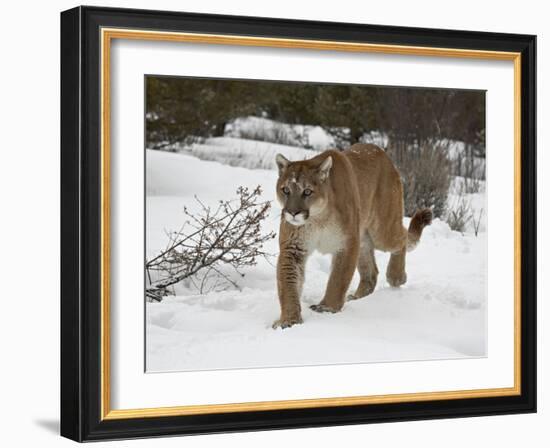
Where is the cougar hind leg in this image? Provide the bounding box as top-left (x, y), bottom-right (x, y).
top-left (386, 246), bottom-right (407, 287)
top-left (348, 233), bottom-right (378, 300)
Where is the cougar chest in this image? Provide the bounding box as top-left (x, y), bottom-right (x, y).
top-left (305, 218), bottom-right (346, 255)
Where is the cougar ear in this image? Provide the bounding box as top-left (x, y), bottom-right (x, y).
top-left (318, 156), bottom-right (333, 182)
top-left (275, 153), bottom-right (290, 174)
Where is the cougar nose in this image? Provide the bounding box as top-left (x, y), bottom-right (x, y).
top-left (287, 209), bottom-right (300, 217)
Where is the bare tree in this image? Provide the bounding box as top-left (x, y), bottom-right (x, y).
top-left (146, 186), bottom-right (275, 301)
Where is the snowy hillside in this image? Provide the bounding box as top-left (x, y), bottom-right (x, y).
top-left (183, 137), bottom-right (318, 170)
top-left (224, 116), bottom-right (389, 150)
top-left (146, 148), bottom-right (487, 372)
top-left (225, 116), bottom-right (333, 150)
top-left (168, 116), bottom-right (390, 170)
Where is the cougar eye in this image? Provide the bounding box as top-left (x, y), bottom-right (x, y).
top-left (282, 186), bottom-right (290, 195)
top-left (303, 188), bottom-right (313, 196)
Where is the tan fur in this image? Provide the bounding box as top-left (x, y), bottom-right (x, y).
top-left (273, 143), bottom-right (432, 329)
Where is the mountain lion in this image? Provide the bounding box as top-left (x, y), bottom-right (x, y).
top-left (273, 143), bottom-right (432, 329)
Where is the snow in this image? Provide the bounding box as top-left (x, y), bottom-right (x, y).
top-left (174, 117), bottom-right (390, 171)
top-left (448, 176), bottom-right (487, 233)
top-left (224, 115), bottom-right (390, 150)
top-left (183, 137), bottom-right (318, 171)
top-left (146, 144), bottom-right (487, 373)
top-left (225, 116), bottom-right (335, 150)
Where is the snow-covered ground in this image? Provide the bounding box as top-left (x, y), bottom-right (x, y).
top-left (146, 140), bottom-right (487, 373)
top-left (448, 176), bottom-right (487, 234)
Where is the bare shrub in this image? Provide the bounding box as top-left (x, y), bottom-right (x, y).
top-left (462, 176), bottom-right (483, 194)
top-left (146, 186), bottom-right (275, 301)
top-left (446, 195), bottom-right (473, 233)
top-left (449, 176), bottom-right (484, 195)
top-left (388, 141), bottom-right (452, 218)
top-left (451, 142), bottom-right (486, 182)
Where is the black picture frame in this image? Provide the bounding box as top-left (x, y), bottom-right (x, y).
top-left (61, 5), bottom-right (536, 442)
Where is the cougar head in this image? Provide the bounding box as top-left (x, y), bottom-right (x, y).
top-left (275, 153), bottom-right (333, 226)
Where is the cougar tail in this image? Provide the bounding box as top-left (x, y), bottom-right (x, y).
top-left (407, 208), bottom-right (433, 252)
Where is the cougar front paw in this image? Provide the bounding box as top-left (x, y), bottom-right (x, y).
top-left (272, 316), bottom-right (303, 329)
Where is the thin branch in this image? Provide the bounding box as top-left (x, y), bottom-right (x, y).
top-left (145, 185), bottom-right (275, 300)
